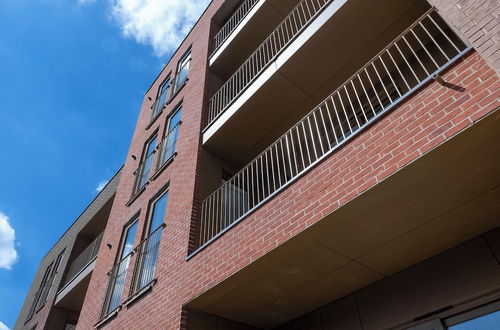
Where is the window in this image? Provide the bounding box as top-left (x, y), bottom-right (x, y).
top-left (28, 263), bottom-right (53, 317)
top-left (158, 106), bottom-right (182, 167)
top-left (445, 301), bottom-right (500, 330)
top-left (173, 50), bottom-right (191, 94)
top-left (152, 75), bottom-right (171, 120)
top-left (26, 251), bottom-right (64, 319)
top-left (135, 135), bottom-right (157, 192)
top-left (103, 220), bottom-right (138, 315)
top-left (132, 190), bottom-right (169, 294)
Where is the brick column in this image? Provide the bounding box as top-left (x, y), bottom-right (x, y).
top-left (428, 0), bottom-right (500, 75)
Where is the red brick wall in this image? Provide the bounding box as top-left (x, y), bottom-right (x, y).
top-left (427, 0), bottom-right (500, 75)
top-left (76, 3), bottom-right (499, 329)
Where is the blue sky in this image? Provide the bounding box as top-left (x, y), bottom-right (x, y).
top-left (0, 0), bottom-right (208, 328)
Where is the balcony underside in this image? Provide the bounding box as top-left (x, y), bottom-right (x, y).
top-left (55, 259), bottom-right (95, 312)
top-left (210, 0), bottom-right (301, 78)
top-left (187, 110), bottom-right (500, 329)
top-left (204, 0), bottom-right (429, 168)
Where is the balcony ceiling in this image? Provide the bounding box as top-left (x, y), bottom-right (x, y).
top-left (188, 110), bottom-right (500, 328)
top-left (204, 0), bottom-right (429, 168)
top-left (54, 259), bottom-right (95, 312)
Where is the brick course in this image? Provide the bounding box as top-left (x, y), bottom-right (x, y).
top-left (427, 0), bottom-right (500, 75)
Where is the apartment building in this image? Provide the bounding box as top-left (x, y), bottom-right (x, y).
top-left (15, 170), bottom-right (121, 330)
top-left (16, 0), bottom-right (500, 329)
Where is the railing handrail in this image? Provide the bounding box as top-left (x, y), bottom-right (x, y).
top-left (207, 0), bottom-right (332, 127)
top-left (211, 0), bottom-right (260, 56)
top-left (128, 224), bottom-right (166, 297)
top-left (194, 8), bottom-right (470, 254)
top-left (134, 224), bottom-right (166, 252)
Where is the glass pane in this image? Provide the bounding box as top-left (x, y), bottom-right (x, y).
top-left (150, 192), bottom-right (169, 233)
top-left (449, 310), bottom-right (500, 330)
top-left (138, 137), bottom-right (157, 189)
top-left (158, 81), bottom-right (170, 106)
top-left (168, 108), bottom-right (182, 132)
top-left (146, 137), bottom-right (157, 157)
top-left (122, 221), bottom-right (138, 257)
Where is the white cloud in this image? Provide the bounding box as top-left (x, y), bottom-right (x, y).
top-left (109, 0), bottom-right (210, 57)
top-left (96, 180), bottom-right (109, 192)
top-left (0, 321), bottom-right (10, 330)
top-left (0, 212), bottom-right (18, 270)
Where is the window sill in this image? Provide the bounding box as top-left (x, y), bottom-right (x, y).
top-left (95, 306), bottom-right (120, 328)
top-left (146, 107), bottom-right (165, 131)
top-left (123, 279), bottom-right (157, 308)
top-left (151, 153), bottom-right (177, 181)
top-left (126, 184), bottom-right (148, 207)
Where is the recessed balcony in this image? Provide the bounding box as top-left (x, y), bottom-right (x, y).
top-left (195, 7), bottom-right (471, 256)
top-left (54, 233), bottom-right (103, 311)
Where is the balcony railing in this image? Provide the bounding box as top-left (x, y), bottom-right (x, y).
top-left (193, 8), bottom-right (470, 255)
top-left (211, 0), bottom-right (260, 56)
top-left (100, 251), bottom-right (133, 319)
top-left (129, 224), bottom-right (165, 297)
top-left (207, 0), bottom-right (332, 127)
top-left (60, 233), bottom-right (103, 289)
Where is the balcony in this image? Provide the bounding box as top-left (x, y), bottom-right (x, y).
top-left (194, 8), bottom-right (471, 256)
top-left (205, 0), bottom-right (456, 168)
top-left (54, 233), bottom-right (103, 310)
top-left (209, 0), bottom-right (301, 76)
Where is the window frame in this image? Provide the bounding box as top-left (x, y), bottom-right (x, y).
top-left (102, 216), bottom-right (140, 316)
top-left (134, 132), bottom-right (159, 193)
top-left (145, 185), bottom-right (170, 235)
top-left (160, 103), bottom-right (182, 165)
top-left (151, 73), bottom-right (172, 121)
top-left (172, 47), bottom-right (191, 97)
top-left (444, 300), bottom-right (500, 329)
top-left (130, 186), bottom-right (169, 296)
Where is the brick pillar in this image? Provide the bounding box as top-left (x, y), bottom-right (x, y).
top-left (428, 0), bottom-right (500, 75)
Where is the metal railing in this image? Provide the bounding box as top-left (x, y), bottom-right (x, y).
top-left (132, 122), bottom-right (181, 194)
top-left (150, 62), bottom-right (190, 121)
top-left (194, 8), bottom-right (470, 253)
top-left (100, 252), bottom-right (133, 319)
top-left (129, 224), bottom-right (165, 297)
top-left (157, 122), bottom-right (181, 169)
top-left (207, 0), bottom-right (332, 126)
top-left (133, 147), bottom-right (157, 193)
top-left (61, 233), bottom-right (103, 288)
top-left (211, 0), bottom-right (260, 56)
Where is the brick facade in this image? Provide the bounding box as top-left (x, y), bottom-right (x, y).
top-left (428, 0), bottom-right (500, 75)
top-left (75, 0), bottom-right (500, 323)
